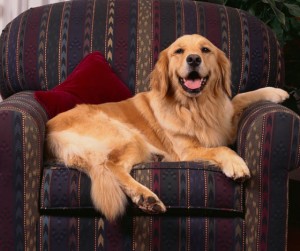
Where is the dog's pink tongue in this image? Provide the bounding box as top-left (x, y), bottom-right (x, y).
top-left (184, 79), bottom-right (202, 89)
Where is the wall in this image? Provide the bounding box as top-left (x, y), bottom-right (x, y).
top-left (0, 0), bottom-right (65, 101)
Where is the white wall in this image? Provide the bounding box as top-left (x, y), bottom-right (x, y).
top-left (0, 0), bottom-right (65, 101)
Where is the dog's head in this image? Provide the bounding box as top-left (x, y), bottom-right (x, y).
top-left (151, 34), bottom-right (231, 102)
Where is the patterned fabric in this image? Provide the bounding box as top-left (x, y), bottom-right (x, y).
top-left (38, 216), bottom-right (245, 251)
top-left (40, 162), bottom-right (246, 250)
top-left (236, 101), bottom-right (300, 251)
top-left (41, 162), bottom-right (244, 212)
top-left (0, 0), bottom-right (284, 99)
top-left (0, 92), bottom-right (48, 251)
top-left (0, 1), bottom-right (299, 251)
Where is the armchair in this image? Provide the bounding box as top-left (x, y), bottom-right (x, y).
top-left (0, 0), bottom-right (299, 250)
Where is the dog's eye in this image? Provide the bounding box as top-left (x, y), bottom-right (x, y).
top-left (175, 48), bottom-right (184, 54)
top-left (201, 47), bottom-right (210, 53)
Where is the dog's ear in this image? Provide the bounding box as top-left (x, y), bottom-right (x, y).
top-left (217, 50), bottom-right (232, 98)
top-left (150, 49), bottom-right (169, 96)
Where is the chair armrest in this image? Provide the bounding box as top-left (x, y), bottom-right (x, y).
top-left (238, 101), bottom-right (300, 172)
top-left (236, 101), bottom-right (300, 251)
top-left (0, 92), bottom-right (48, 250)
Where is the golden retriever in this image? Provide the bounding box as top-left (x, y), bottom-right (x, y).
top-left (46, 34), bottom-right (289, 221)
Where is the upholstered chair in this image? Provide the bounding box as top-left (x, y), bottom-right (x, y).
top-left (0, 0), bottom-right (299, 250)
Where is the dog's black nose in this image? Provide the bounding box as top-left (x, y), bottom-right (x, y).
top-left (186, 54), bottom-right (201, 67)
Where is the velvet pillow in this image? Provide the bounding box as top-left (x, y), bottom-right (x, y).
top-left (34, 51), bottom-right (132, 119)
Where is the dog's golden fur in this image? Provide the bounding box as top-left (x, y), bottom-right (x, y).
top-left (46, 34), bottom-right (289, 221)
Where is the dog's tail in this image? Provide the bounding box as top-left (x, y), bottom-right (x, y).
top-left (46, 131), bottom-right (127, 221)
top-left (89, 165), bottom-right (127, 221)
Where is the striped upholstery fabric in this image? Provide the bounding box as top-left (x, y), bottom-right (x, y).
top-left (0, 0), bottom-right (284, 98)
top-left (41, 162), bottom-right (244, 212)
top-left (0, 92), bottom-right (48, 250)
top-left (0, 0), bottom-right (299, 251)
top-left (237, 101), bottom-right (300, 250)
top-left (39, 163), bottom-right (246, 250)
top-left (37, 216), bottom-right (245, 250)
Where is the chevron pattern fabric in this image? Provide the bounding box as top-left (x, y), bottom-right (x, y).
top-left (0, 92), bottom-right (48, 250)
top-left (0, 0), bottom-right (284, 98)
top-left (41, 162), bottom-right (244, 213)
top-left (39, 162), bottom-right (246, 250)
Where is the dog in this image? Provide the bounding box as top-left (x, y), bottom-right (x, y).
top-left (46, 34), bottom-right (289, 221)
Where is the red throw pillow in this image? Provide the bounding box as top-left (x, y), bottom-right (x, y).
top-left (34, 51), bottom-right (132, 119)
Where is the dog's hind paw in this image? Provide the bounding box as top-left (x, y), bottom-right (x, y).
top-left (136, 194), bottom-right (166, 214)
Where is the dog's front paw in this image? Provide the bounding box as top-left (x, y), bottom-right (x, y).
top-left (221, 154), bottom-right (250, 181)
top-left (262, 87), bottom-right (289, 103)
top-left (134, 193), bottom-right (166, 214)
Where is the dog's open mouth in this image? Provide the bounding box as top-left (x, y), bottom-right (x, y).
top-left (179, 71), bottom-right (208, 94)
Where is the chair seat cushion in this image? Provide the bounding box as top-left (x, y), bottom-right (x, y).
top-left (40, 162), bottom-right (245, 216)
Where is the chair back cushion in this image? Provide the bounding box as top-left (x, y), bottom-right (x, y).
top-left (0, 0), bottom-right (284, 99)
